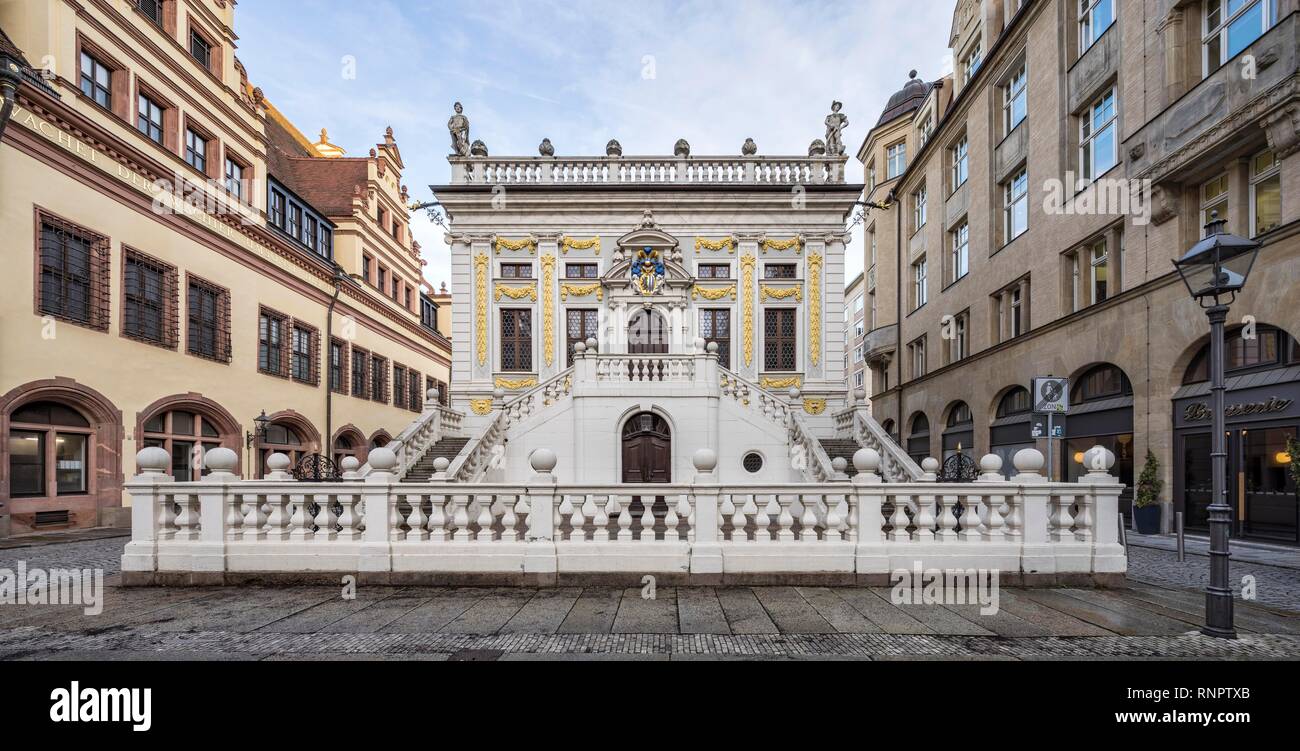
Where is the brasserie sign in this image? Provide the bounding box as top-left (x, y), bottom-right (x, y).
top-left (1182, 396), bottom-right (1294, 423)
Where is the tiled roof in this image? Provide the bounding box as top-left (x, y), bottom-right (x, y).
top-left (263, 106), bottom-right (367, 217)
top-left (0, 24), bottom-right (60, 97)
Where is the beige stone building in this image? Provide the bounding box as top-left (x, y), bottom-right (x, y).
top-left (858, 0), bottom-right (1300, 541)
top-left (0, 0), bottom-right (451, 536)
top-left (843, 271), bottom-right (868, 395)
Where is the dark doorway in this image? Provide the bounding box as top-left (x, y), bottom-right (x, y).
top-left (622, 412), bottom-right (671, 483)
top-left (1181, 426), bottom-right (1298, 544)
top-left (628, 309), bottom-right (668, 354)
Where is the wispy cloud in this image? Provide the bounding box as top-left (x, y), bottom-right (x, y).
top-left (235, 0), bottom-right (953, 287)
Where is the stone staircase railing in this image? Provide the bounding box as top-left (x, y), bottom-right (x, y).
top-left (834, 405), bottom-right (924, 482)
top-left (121, 444), bottom-right (1128, 584)
top-left (445, 368), bottom-right (576, 482)
top-left (718, 366), bottom-right (838, 483)
top-left (357, 391), bottom-right (465, 479)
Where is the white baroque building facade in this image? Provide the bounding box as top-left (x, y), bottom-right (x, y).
top-left (432, 146), bottom-right (866, 485)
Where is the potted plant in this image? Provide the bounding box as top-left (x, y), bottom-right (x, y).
top-left (1287, 436), bottom-right (1300, 499)
top-left (1133, 449), bottom-right (1163, 535)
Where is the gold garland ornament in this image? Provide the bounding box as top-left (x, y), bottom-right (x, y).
top-left (808, 253), bottom-right (823, 366)
top-left (692, 284), bottom-right (737, 301)
top-left (494, 236), bottom-right (537, 255)
top-left (474, 254), bottom-right (489, 366)
top-left (760, 285), bottom-right (803, 302)
top-left (495, 377), bottom-right (538, 390)
top-left (541, 255), bottom-right (556, 367)
top-left (561, 236), bottom-right (601, 255)
top-left (469, 399), bottom-right (494, 415)
top-left (761, 236), bottom-right (804, 255)
top-left (495, 284), bottom-right (538, 301)
top-left (803, 398), bottom-right (827, 415)
top-left (695, 237), bottom-right (735, 254)
top-left (740, 255), bottom-right (756, 366)
top-left (561, 283), bottom-right (603, 301)
top-left (760, 376), bottom-right (802, 389)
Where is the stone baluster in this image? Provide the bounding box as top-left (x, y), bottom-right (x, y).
top-left (799, 495), bottom-right (818, 541)
top-left (265, 492), bottom-right (292, 541)
top-left (960, 494), bottom-right (983, 541)
top-left (592, 494), bottom-right (610, 541)
top-left (936, 494), bottom-right (958, 540)
top-left (719, 493), bottom-right (737, 540)
top-left (475, 494), bottom-right (495, 541)
top-left (888, 493), bottom-right (911, 542)
top-left (337, 491), bottom-right (362, 541)
top-left (913, 493), bottom-right (936, 541)
top-left (639, 496), bottom-right (656, 542)
top-left (675, 495), bottom-right (692, 541)
top-left (405, 493), bottom-right (428, 541)
top-left (313, 493), bottom-right (338, 542)
top-left (427, 494), bottom-right (448, 541)
top-left (729, 495), bottom-right (748, 542)
top-left (558, 494), bottom-right (575, 539)
top-left (501, 494), bottom-right (519, 542)
top-left (777, 495), bottom-right (796, 541)
top-left (242, 494), bottom-right (266, 541)
top-left (1051, 493), bottom-right (1077, 543)
top-left (664, 494), bottom-right (680, 539)
top-left (172, 494), bottom-right (200, 542)
top-left (450, 494), bottom-right (471, 542)
top-left (289, 493), bottom-right (313, 540)
top-left (568, 495), bottom-right (586, 541)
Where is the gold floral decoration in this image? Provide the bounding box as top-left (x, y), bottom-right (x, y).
top-left (469, 399), bottom-right (494, 415)
top-left (561, 236), bottom-right (601, 255)
top-left (760, 285), bottom-right (802, 302)
top-left (692, 284), bottom-right (737, 301)
top-left (761, 236), bottom-right (803, 255)
top-left (474, 254), bottom-right (489, 366)
top-left (803, 398), bottom-right (827, 415)
top-left (740, 255), bottom-right (756, 366)
top-left (760, 376), bottom-right (802, 389)
top-left (494, 236), bottom-right (537, 255)
top-left (808, 253), bottom-right (823, 366)
top-left (541, 254), bottom-right (556, 367)
top-left (495, 377), bottom-right (538, 390)
top-left (695, 237), bottom-right (735, 253)
top-left (495, 284), bottom-right (538, 301)
top-left (561, 283), bottom-right (603, 301)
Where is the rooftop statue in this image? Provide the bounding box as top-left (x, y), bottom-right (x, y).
top-left (606, 139), bottom-right (623, 157)
top-left (448, 102), bottom-right (470, 157)
top-left (539, 138), bottom-right (555, 156)
top-left (674, 138), bottom-right (691, 158)
top-left (824, 101), bottom-right (848, 157)
top-left (742, 138), bottom-right (757, 156)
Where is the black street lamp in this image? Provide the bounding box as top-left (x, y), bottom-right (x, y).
top-left (1172, 212), bottom-right (1260, 639)
top-left (245, 410), bottom-right (271, 448)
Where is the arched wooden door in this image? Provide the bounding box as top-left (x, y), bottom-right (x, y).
top-left (627, 309), bottom-right (669, 354)
top-left (621, 412), bottom-right (671, 483)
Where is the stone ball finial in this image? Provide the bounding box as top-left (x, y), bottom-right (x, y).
top-left (427, 388), bottom-right (438, 401)
top-left (787, 387), bottom-right (801, 400)
top-left (831, 456), bottom-right (848, 473)
top-left (433, 457), bottom-right (450, 472)
top-left (1013, 448), bottom-right (1045, 473)
top-left (266, 452), bottom-right (292, 472)
top-left (909, 69), bottom-right (918, 80)
top-left (539, 138), bottom-right (555, 157)
top-left (530, 448), bottom-right (558, 473)
top-left (674, 138), bottom-right (691, 158)
top-left (136, 446), bottom-right (171, 473)
top-left (742, 138), bottom-right (757, 156)
top-left (584, 337), bottom-right (597, 351)
top-left (693, 336), bottom-right (707, 352)
top-left (203, 447), bottom-right (239, 474)
top-left (470, 139), bottom-right (489, 157)
top-left (808, 139), bottom-right (827, 157)
top-left (493, 388), bottom-right (507, 399)
top-left (692, 448), bottom-right (718, 473)
top-left (979, 454), bottom-right (1003, 473)
top-left (706, 341), bottom-right (719, 354)
top-left (855, 388), bottom-right (867, 401)
top-left (1083, 446), bottom-right (1116, 472)
top-left (606, 139), bottom-right (623, 157)
top-left (853, 448), bottom-right (881, 473)
top-left (340, 456), bottom-right (361, 473)
top-left (368, 447), bottom-right (398, 472)
top-left (921, 457), bottom-right (940, 473)
top-left (574, 341), bottom-right (586, 354)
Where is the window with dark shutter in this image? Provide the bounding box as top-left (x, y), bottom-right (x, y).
top-left (290, 324), bottom-right (316, 384)
top-left (123, 249), bottom-right (176, 348)
top-left (370, 357), bottom-right (388, 402)
top-left (393, 365), bottom-right (407, 409)
top-left (763, 308), bottom-right (796, 371)
top-left (37, 214), bottom-right (110, 331)
top-left (500, 309), bottom-right (533, 372)
top-left (258, 309), bottom-right (287, 376)
top-left (187, 277), bottom-right (230, 362)
top-left (329, 339), bottom-right (347, 393)
top-left (351, 348), bottom-right (369, 397)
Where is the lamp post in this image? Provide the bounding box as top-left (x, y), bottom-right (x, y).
top-left (245, 410), bottom-right (271, 478)
top-left (1172, 212), bottom-right (1260, 639)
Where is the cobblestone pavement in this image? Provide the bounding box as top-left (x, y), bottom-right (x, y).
top-left (2, 536), bottom-right (1299, 659)
top-left (1126, 545), bottom-right (1300, 614)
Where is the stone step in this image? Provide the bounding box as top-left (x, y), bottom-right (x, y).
top-left (403, 437), bottom-right (471, 481)
top-left (817, 439), bottom-right (862, 477)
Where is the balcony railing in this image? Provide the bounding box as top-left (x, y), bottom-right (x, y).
top-left (121, 444), bottom-right (1126, 583)
top-left (449, 155), bottom-right (848, 186)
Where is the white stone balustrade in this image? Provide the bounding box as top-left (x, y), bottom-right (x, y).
top-left (450, 155), bottom-right (848, 186)
top-left (121, 445), bottom-right (1127, 585)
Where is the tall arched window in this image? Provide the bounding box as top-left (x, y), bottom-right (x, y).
top-left (907, 412), bottom-right (930, 464)
top-left (1183, 325), bottom-right (1298, 384)
top-left (8, 401), bottom-right (91, 498)
top-left (333, 429), bottom-right (364, 466)
top-left (141, 409), bottom-right (225, 482)
top-left (943, 401), bottom-right (974, 460)
top-left (991, 386), bottom-right (1033, 479)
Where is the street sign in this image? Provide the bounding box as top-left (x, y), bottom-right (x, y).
top-left (1033, 376), bottom-right (1069, 414)
top-left (1032, 414), bottom-right (1065, 439)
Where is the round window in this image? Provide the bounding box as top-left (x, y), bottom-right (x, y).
top-left (742, 452), bottom-right (764, 473)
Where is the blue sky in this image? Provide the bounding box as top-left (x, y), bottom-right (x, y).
top-left (235, 0), bottom-right (954, 288)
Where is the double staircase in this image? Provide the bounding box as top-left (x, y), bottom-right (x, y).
top-left (816, 438), bottom-right (863, 477)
